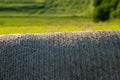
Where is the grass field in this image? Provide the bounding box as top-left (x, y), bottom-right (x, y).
top-left (0, 0), bottom-right (93, 15)
top-left (0, 16), bottom-right (120, 34)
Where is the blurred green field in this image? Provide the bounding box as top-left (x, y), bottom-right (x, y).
top-left (0, 0), bottom-right (93, 17)
top-left (0, 0), bottom-right (120, 34)
top-left (0, 16), bottom-right (120, 34)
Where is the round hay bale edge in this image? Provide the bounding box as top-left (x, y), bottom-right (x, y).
top-left (0, 31), bottom-right (120, 80)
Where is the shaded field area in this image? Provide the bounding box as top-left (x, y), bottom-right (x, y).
top-left (0, 31), bottom-right (120, 80)
top-left (0, 17), bottom-right (120, 34)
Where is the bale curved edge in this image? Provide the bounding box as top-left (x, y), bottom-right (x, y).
top-left (0, 31), bottom-right (120, 80)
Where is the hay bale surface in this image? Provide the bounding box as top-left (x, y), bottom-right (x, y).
top-left (0, 31), bottom-right (120, 80)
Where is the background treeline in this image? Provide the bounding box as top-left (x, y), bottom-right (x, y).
top-left (0, 0), bottom-right (120, 22)
top-left (93, 0), bottom-right (120, 22)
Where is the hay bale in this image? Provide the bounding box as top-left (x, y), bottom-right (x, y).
top-left (0, 31), bottom-right (120, 80)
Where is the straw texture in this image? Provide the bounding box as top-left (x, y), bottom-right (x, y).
top-left (0, 31), bottom-right (120, 80)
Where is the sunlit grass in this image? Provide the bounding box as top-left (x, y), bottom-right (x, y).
top-left (0, 17), bottom-right (120, 34)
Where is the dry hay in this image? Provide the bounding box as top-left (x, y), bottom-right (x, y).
top-left (0, 31), bottom-right (120, 80)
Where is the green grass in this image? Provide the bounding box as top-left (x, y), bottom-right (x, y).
top-left (0, 17), bottom-right (120, 34)
top-left (0, 0), bottom-right (93, 16)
